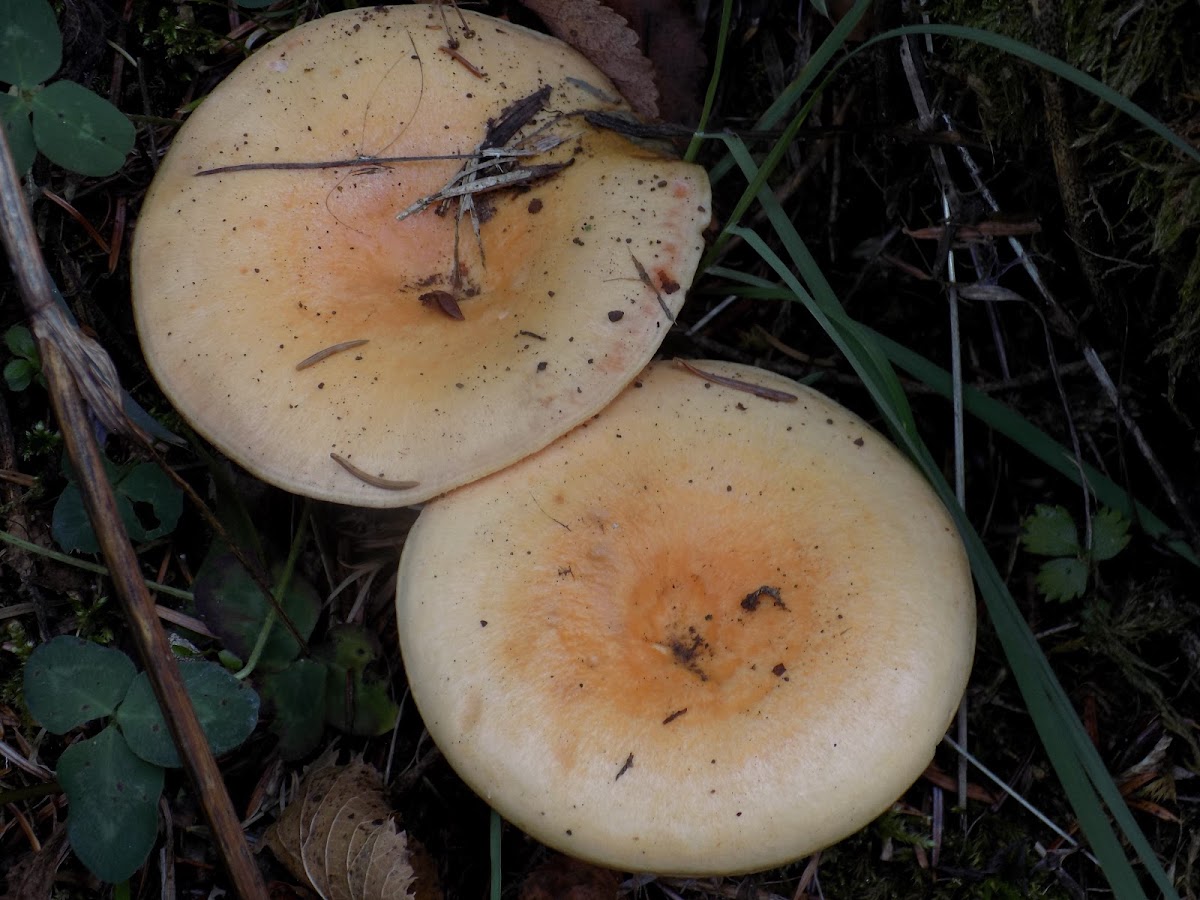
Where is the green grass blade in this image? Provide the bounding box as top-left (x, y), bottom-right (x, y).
top-left (868, 330), bottom-right (1199, 568)
top-left (490, 808), bottom-right (502, 900)
top-left (717, 140), bottom-right (1178, 898)
top-left (861, 25), bottom-right (1199, 165)
top-left (706, 15), bottom-right (1197, 192)
top-left (706, 0), bottom-right (873, 185)
top-left (733, 225), bottom-right (1170, 900)
top-left (701, 272), bottom-right (1196, 569)
top-left (684, 0), bottom-right (733, 163)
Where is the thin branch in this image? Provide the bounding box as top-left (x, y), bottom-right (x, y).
top-left (0, 127), bottom-right (268, 899)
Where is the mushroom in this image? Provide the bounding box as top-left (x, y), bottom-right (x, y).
top-left (131, 5), bottom-right (710, 506)
top-left (395, 360), bottom-right (976, 875)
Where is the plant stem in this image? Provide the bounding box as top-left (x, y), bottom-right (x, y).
top-left (234, 499), bottom-right (310, 680)
top-left (0, 528), bottom-right (193, 601)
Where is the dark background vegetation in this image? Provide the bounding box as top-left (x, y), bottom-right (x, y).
top-left (1, 0), bottom-right (1197, 897)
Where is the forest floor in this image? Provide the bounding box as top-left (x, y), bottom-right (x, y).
top-left (1, 1), bottom-right (1198, 898)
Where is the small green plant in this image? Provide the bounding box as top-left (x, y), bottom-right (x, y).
top-left (0, 0), bottom-right (135, 176)
top-left (1020, 504), bottom-right (1131, 602)
top-left (193, 547), bottom-right (399, 759)
top-left (23, 635), bottom-right (259, 882)
top-left (65, 591), bottom-right (115, 645)
top-left (21, 420), bottom-right (61, 461)
top-left (52, 451), bottom-right (183, 554)
top-left (3, 325), bottom-right (45, 391)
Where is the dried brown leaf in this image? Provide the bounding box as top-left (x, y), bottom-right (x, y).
top-left (263, 755), bottom-right (323, 881)
top-left (303, 762), bottom-right (387, 900)
top-left (520, 0), bottom-right (659, 118)
top-left (381, 854), bottom-right (418, 900)
top-left (264, 759), bottom-right (440, 900)
top-left (363, 821), bottom-right (404, 900)
top-left (348, 824), bottom-right (386, 900)
top-left (331, 793), bottom-right (392, 900)
top-left (296, 767), bottom-right (344, 897)
top-left (0, 827), bottom-right (70, 900)
top-left (603, 0), bottom-right (706, 123)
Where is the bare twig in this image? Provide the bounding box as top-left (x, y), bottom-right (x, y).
top-left (0, 128), bottom-right (268, 899)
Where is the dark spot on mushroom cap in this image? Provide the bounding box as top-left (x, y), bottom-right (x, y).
top-left (528, 198), bottom-right (543, 213)
top-left (608, 310), bottom-right (624, 322)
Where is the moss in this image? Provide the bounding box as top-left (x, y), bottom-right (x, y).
top-left (924, 0), bottom-right (1200, 409)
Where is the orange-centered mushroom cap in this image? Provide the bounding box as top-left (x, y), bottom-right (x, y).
top-left (132, 5), bottom-right (710, 506)
top-left (396, 360), bottom-right (976, 875)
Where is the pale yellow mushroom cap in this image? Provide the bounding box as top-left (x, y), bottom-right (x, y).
top-left (132, 5), bottom-right (710, 506)
top-left (396, 360), bottom-right (976, 875)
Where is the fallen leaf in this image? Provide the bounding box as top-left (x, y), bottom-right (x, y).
top-left (329, 792), bottom-right (391, 900)
top-left (603, 0), bottom-right (706, 123)
top-left (347, 825), bottom-right (386, 899)
top-left (363, 821), bottom-right (413, 900)
top-left (0, 827), bottom-right (71, 900)
top-left (520, 0), bottom-right (659, 118)
top-left (264, 757), bottom-right (441, 900)
top-left (305, 764), bottom-right (388, 900)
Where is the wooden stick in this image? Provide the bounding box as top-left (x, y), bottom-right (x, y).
top-left (0, 131), bottom-right (267, 900)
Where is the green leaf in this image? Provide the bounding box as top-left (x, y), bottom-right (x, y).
top-left (1089, 508), bottom-right (1131, 562)
top-left (115, 463), bottom-right (184, 541)
top-left (0, 0), bottom-right (61, 87)
top-left (317, 626), bottom-right (398, 737)
top-left (715, 76), bottom-right (1179, 899)
top-left (115, 660), bottom-right (259, 768)
top-left (4, 358), bottom-right (34, 392)
top-left (710, 268), bottom-right (1180, 898)
top-left (2, 324), bottom-right (39, 392)
top-left (1020, 505), bottom-right (1081, 558)
top-left (4, 324), bottom-right (37, 359)
top-left (0, 94), bottom-right (36, 174)
top-left (260, 659), bottom-right (328, 760)
top-left (324, 671), bottom-right (398, 737)
top-left (192, 549), bottom-right (320, 672)
top-left (857, 327), bottom-right (1197, 567)
top-left (1035, 557), bottom-right (1089, 603)
top-left (23, 636), bottom-right (136, 733)
top-left (52, 456), bottom-right (183, 553)
top-left (51, 483), bottom-right (95, 552)
top-left (30, 80), bottom-right (134, 177)
top-left (57, 724), bottom-right (163, 883)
